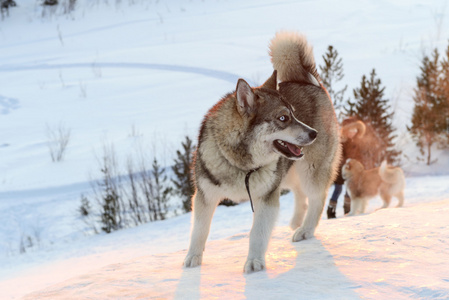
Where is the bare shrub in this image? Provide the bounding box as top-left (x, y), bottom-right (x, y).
top-left (79, 80), bottom-right (87, 98)
top-left (46, 122), bottom-right (71, 162)
top-left (91, 61), bottom-right (102, 78)
top-left (82, 141), bottom-right (173, 234)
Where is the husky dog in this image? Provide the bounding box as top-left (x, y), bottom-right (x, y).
top-left (271, 32), bottom-right (341, 241)
top-left (342, 159), bottom-right (405, 215)
top-left (184, 70), bottom-right (318, 273)
top-left (184, 31), bottom-right (340, 273)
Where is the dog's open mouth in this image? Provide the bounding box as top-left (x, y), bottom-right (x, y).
top-left (273, 139), bottom-right (304, 159)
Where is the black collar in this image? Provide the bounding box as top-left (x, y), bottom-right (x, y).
top-left (245, 167), bottom-right (261, 213)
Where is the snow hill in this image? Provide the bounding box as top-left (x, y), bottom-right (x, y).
top-left (1, 0), bottom-right (449, 299)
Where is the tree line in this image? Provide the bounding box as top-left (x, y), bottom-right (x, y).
top-left (80, 41), bottom-right (449, 235)
top-left (319, 42), bottom-right (449, 167)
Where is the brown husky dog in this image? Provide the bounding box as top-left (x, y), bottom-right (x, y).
top-left (183, 71), bottom-right (318, 273)
top-left (184, 31), bottom-right (340, 273)
top-left (342, 159), bottom-right (406, 215)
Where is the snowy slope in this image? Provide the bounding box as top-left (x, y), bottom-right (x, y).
top-left (22, 200), bottom-right (449, 300)
top-left (2, 175), bottom-right (449, 299)
top-left (1, 0), bottom-right (449, 299)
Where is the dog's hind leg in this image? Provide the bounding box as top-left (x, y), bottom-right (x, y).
top-left (184, 190), bottom-right (219, 268)
top-left (291, 167), bottom-right (328, 242)
top-left (292, 189), bottom-right (326, 241)
top-left (282, 167), bottom-right (308, 230)
top-left (244, 188), bottom-right (280, 273)
top-left (379, 187), bottom-right (391, 209)
top-left (289, 186), bottom-right (308, 230)
top-left (395, 191), bottom-right (405, 208)
top-left (360, 198), bottom-right (368, 213)
top-left (347, 198), bottom-right (362, 216)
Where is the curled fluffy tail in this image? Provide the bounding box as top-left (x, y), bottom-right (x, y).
top-left (379, 160), bottom-right (404, 184)
top-left (341, 120), bottom-right (366, 140)
top-left (269, 31), bottom-right (320, 86)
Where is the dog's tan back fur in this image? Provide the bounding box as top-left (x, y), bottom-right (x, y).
top-left (342, 159), bottom-right (405, 215)
top-left (344, 160), bottom-right (382, 199)
top-left (379, 161), bottom-right (404, 183)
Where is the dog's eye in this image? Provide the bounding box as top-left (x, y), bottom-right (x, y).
top-left (279, 115), bottom-right (289, 122)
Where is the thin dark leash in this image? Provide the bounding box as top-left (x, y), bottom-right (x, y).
top-left (245, 167), bottom-right (260, 213)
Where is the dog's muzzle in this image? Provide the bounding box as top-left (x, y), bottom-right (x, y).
top-left (273, 129), bottom-right (317, 160)
top-left (273, 139), bottom-right (304, 159)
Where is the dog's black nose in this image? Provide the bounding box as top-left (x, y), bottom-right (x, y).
top-left (309, 130), bottom-right (317, 140)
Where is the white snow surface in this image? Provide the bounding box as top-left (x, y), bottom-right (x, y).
top-left (1, 0), bottom-right (449, 299)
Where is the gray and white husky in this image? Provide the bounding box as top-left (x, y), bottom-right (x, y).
top-left (184, 31), bottom-right (340, 273)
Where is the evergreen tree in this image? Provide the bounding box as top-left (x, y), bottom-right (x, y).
top-left (319, 45), bottom-right (348, 113)
top-left (99, 165), bottom-right (122, 233)
top-left (79, 194), bottom-right (91, 217)
top-left (408, 49), bottom-right (448, 165)
top-left (171, 136), bottom-right (195, 213)
top-left (100, 190), bottom-right (120, 233)
top-left (440, 43), bottom-right (449, 142)
top-left (93, 145), bottom-right (124, 234)
top-left (147, 158), bottom-right (172, 221)
top-left (346, 69), bottom-right (401, 165)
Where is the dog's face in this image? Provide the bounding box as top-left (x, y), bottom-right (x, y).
top-left (236, 74), bottom-right (317, 161)
top-left (342, 158), bottom-right (364, 179)
top-left (260, 98), bottom-right (317, 160)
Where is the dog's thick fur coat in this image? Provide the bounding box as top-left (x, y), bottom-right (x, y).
top-left (184, 31), bottom-right (340, 273)
top-left (342, 159), bottom-right (406, 215)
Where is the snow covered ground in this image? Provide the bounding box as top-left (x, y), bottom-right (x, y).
top-left (2, 176), bottom-right (449, 299)
top-left (1, 0), bottom-right (449, 299)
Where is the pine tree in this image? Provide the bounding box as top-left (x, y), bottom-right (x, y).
top-left (79, 194), bottom-right (91, 217)
top-left (346, 69), bottom-right (401, 166)
top-left (98, 165), bottom-right (122, 233)
top-left (171, 136), bottom-right (195, 213)
top-left (95, 145), bottom-right (123, 233)
top-left (100, 190), bottom-right (120, 233)
top-left (149, 157), bottom-right (172, 221)
top-left (440, 43), bottom-right (449, 142)
top-left (319, 45), bottom-right (348, 113)
top-left (408, 49), bottom-right (448, 165)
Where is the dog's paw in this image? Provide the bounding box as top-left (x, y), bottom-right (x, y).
top-left (183, 254), bottom-right (203, 268)
top-left (244, 258), bottom-right (266, 273)
top-left (292, 227), bottom-right (314, 242)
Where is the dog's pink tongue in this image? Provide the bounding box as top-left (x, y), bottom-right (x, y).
top-left (287, 143), bottom-right (301, 156)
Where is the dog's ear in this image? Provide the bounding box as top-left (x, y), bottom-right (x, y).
top-left (260, 70), bottom-right (277, 90)
top-left (236, 79), bottom-right (256, 117)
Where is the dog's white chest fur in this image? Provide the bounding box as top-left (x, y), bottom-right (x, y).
top-left (198, 161), bottom-right (279, 203)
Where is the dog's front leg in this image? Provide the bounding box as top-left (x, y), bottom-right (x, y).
top-left (244, 189), bottom-right (280, 273)
top-left (184, 189), bottom-right (217, 268)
